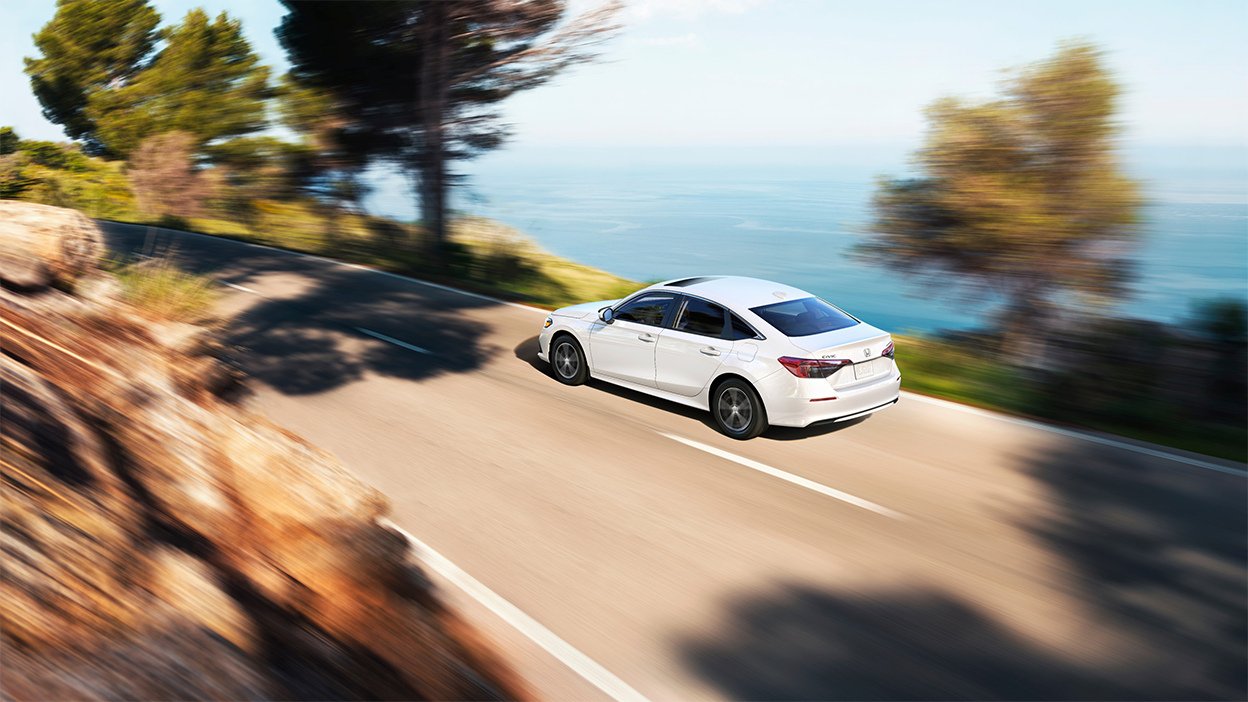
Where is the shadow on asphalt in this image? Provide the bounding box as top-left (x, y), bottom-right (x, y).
top-left (680, 441), bottom-right (1248, 701)
top-left (104, 226), bottom-right (500, 395)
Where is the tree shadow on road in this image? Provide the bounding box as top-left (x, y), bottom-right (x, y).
top-left (680, 441), bottom-right (1247, 700)
top-left (103, 227), bottom-right (501, 396)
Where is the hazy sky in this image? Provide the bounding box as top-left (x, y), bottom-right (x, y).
top-left (4, 0), bottom-right (1246, 158)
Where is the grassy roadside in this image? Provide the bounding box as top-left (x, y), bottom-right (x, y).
top-left (106, 210), bottom-right (640, 310)
top-left (894, 334), bottom-right (1246, 463)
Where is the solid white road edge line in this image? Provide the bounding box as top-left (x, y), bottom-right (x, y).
top-left (107, 220), bottom-right (549, 315)
top-left (355, 327), bottom-right (434, 356)
top-left (660, 433), bottom-right (907, 520)
top-left (901, 391), bottom-right (1248, 477)
top-left (377, 518), bottom-right (651, 702)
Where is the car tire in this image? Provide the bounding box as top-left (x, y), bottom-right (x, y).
top-left (550, 335), bottom-right (588, 386)
top-left (712, 378), bottom-right (768, 439)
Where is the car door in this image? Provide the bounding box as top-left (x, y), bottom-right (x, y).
top-left (588, 292), bottom-right (675, 387)
top-left (655, 295), bottom-right (734, 396)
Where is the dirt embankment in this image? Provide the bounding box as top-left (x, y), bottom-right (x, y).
top-left (0, 202), bottom-right (530, 701)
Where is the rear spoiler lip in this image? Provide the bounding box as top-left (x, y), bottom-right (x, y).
top-left (786, 324), bottom-right (891, 357)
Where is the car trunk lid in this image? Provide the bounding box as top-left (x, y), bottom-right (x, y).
top-left (787, 323), bottom-right (891, 363)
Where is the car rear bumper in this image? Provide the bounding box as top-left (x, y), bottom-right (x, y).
top-left (762, 369), bottom-right (902, 427)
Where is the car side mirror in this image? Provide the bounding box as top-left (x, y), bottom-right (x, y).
top-left (598, 307), bottom-right (615, 324)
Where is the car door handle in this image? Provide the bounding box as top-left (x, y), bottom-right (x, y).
top-left (638, 333), bottom-right (656, 342)
top-left (700, 347), bottom-right (721, 356)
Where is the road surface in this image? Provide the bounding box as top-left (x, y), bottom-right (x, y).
top-left (102, 222), bottom-right (1247, 701)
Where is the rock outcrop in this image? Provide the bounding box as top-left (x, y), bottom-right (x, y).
top-left (0, 202), bottom-right (529, 701)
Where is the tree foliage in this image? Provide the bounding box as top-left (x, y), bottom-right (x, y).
top-left (24, 0), bottom-right (160, 156)
top-left (25, 2), bottom-right (270, 159)
top-left (277, 0), bottom-right (621, 254)
top-left (0, 139), bottom-right (136, 218)
top-left (857, 41), bottom-right (1143, 345)
top-left (1, 127), bottom-right (21, 156)
top-left (92, 9), bottom-right (272, 157)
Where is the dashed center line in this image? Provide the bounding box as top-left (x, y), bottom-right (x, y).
top-left (220, 280), bottom-right (260, 295)
top-left (355, 327), bottom-right (433, 355)
top-left (660, 433), bottom-right (907, 520)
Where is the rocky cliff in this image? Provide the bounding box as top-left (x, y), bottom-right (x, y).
top-left (0, 202), bottom-right (529, 701)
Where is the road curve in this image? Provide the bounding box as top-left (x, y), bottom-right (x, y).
top-left (102, 221), bottom-right (1247, 701)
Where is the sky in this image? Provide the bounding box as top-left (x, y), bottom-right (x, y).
top-left (3, 0), bottom-right (1247, 168)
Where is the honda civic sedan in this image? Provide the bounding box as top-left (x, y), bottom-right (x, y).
top-left (536, 276), bottom-right (900, 439)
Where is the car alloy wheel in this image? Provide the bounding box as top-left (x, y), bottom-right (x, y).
top-left (551, 337), bottom-right (587, 385)
top-left (718, 387), bottom-right (752, 433)
top-left (713, 379), bottom-right (768, 439)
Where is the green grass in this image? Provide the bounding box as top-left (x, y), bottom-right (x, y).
top-left (894, 334), bottom-right (1246, 464)
top-left (109, 258), bottom-right (219, 324)
top-left (107, 208), bottom-right (644, 310)
top-left (894, 334), bottom-right (1038, 414)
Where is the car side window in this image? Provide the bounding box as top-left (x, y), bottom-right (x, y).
top-left (614, 294), bottom-right (674, 327)
top-left (729, 314), bottom-right (758, 340)
top-left (674, 297), bottom-right (726, 337)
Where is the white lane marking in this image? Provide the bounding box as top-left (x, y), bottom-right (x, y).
top-left (107, 221), bottom-right (549, 314)
top-left (355, 327), bottom-right (433, 356)
top-left (220, 281), bottom-right (260, 295)
top-left (902, 392), bottom-right (1248, 477)
top-left (660, 433), bottom-right (907, 520)
top-left (378, 518), bottom-right (650, 702)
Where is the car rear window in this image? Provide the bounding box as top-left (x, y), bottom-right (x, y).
top-left (749, 298), bottom-right (858, 337)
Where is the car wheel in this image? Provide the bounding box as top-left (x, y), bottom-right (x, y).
top-left (712, 378), bottom-right (768, 439)
top-left (551, 336), bottom-right (588, 386)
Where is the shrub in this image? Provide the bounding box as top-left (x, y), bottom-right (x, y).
top-left (111, 258), bottom-right (218, 324)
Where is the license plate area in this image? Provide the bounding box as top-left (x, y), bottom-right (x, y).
top-left (853, 361), bottom-right (875, 380)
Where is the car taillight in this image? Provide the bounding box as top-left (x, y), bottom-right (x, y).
top-left (778, 356), bottom-right (852, 378)
top-left (882, 340), bottom-right (894, 358)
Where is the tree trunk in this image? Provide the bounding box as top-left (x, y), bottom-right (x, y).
top-left (417, 1), bottom-right (450, 266)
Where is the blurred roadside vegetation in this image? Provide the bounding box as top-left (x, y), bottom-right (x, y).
top-left (1, 128), bottom-right (638, 308)
top-left (896, 307), bottom-right (1247, 463)
top-left (860, 41), bottom-right (1246, 463)
top-left (5, 0), bottom-right (633, 309)
top-left (107, 257), bottom-right (220, 324)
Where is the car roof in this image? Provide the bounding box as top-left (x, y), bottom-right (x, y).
top-left (647, 275), bottom-right (816, 311)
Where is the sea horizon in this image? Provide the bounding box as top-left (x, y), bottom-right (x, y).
top-left (364, 145), bottom-right (1248, 334)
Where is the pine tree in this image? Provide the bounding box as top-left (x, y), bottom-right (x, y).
top-left (24, 0), bottom-right (160, 156)
top-left (277, 0), bottom-right (620, 259)
top-left (91, 9), bottom-right (272, 157)
top-left (25, 3), bottom-right (271, 159)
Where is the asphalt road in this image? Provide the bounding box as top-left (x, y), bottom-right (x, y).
top-left (102, 222), bottom-right (1248, 701)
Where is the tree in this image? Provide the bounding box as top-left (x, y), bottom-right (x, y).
top-left (1, 127), bottom-right (20, 155)
top-left (25, 3), bottom-right (270, 159)
top-left (90, 9), bottom-right (272, 158)
top-left (857, 41), bottom-right (1143, 353)
top-left (277, 0), bottom-right (621, 259)
top-left (24, 0), bottom-right (160, 156)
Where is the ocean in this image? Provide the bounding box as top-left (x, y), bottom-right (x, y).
top-left (366, 158), bottom-right (1248, 334)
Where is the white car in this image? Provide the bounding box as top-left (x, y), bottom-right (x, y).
top-left (537, 276), bottom-right (901, 439)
